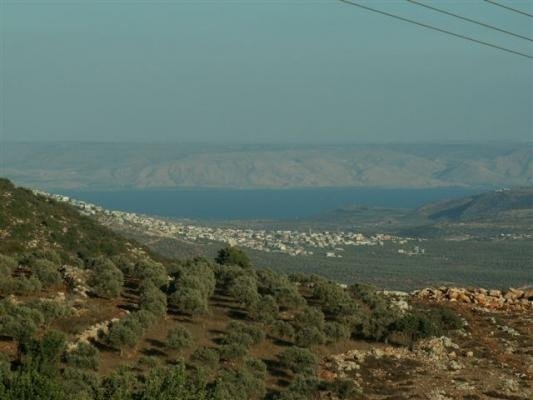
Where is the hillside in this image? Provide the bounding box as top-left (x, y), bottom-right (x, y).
top-left (414, 187), bottom-right (533, 222)
top-left (4, 142), bottom-right (532, 190)
top-left (0, 178), bottom-right (161, 264)
top-left (0, 179), bottom-right (532, 399)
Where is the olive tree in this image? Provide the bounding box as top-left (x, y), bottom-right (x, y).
top-left (166, 326), bottom-right (192, 352)
top-left (87, 259), bottom-right (124, 299)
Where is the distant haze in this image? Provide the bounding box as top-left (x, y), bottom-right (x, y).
top-left (1, 1), bottom-right (532, 143)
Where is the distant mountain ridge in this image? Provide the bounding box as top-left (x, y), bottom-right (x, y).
top-left (4, 142), bottom-right (532, 190)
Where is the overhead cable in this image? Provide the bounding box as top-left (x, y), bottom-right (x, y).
top-left (338, 0), bottom-right (533, 59)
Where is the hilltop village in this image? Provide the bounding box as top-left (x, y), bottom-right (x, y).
top-left (36, 191), bottom-right (426, 257)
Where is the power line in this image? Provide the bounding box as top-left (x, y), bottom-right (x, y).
top-left (407, 0), bottom-right (532, 42)
top-left (484, 0), bottom-right (533, 18)
top-left (338, 0), bottom-right (533, 60)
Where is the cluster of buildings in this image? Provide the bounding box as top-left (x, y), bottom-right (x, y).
top-left (36, 190), bottom-right (422, 257)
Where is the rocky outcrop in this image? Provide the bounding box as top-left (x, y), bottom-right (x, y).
top-left (60, 265), bottom-right (89, 298)
top-left (413, 286), bottom-right (532, 312)
top-left (324, 336), bottom-right (463, 381)
top-left (66, 317), bottom-right (120, 351)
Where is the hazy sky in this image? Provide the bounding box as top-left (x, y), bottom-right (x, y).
top-left (1, 0), bottom-right (532, 143)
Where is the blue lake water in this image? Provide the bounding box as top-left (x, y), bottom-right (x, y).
top-left (58, 187), bottom-right (488, 220)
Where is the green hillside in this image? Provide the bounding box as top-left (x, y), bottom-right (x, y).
top-left (415, 187), bottom-right (533, 222)
top-left (0, 179), bottom-right (466, 400)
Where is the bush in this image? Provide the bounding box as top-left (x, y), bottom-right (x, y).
top-left (139, 281), bottom-right (167, 317)
top-left (135, 309), bottom-right (157, 329)
top-left (137, 355), bottom-right (162, 369)
top-left (327, 378), bottom-right (361, 399)
top-left (274, 285), bottom-right (306, 311)
top-left (168, 287), bottom-right (209, 317)
top-left (138, 362), bottom-right (209, 399)
top-left (228, 274), bottom-right (259, 307)
top-left (133, 259), bottom-right (168, 287)
top-left (429, 306), bottom-right (463, 330)
top-left (65, 343), bottom-right (100, 371)
top-left (22, 330), bottom-right (66, 375)
top-left (225, 321), bottom-right (265, 346)
top-left (215, 246), bottom-right (251, 269)
top-left (278, 347), bottom-right (317, 375)
top-left (106, 314), bottom-right (144, 350)
top-left (1, 276), bottom-right (42, 296)
top-left (0, 254), bottom-right (17, 275)
top-left (278, 374), bottom-right (321, 400)
top-left (166, 326), bottom-right (192, 352)
top-left (87, 259), bottom-right (124, 299)
top-left (0, 300), bottom-right (44, 343)
top-left (62, 367), bottom-right (100, 400)
top-left (324, 321), bottom-right (351, 343)
top-left (213, 365), bottom-right (266, 400)
top-left (101, 366), bottom-right (136, 400)
top-left (189, 347), bottom-right (220, 371)
top-left (32, 259), bottom-right (62, 287)
top-left (388, 312), bottom-right (441, 343)
top-left (218, 342), bottom-right (248, 361)
top-left (27, 300), bottom-right (72, 325)
top-left (270, 320), bottom-right (295, 341)
top-left (249, 295), bottom-right (278, 323)
top-left (294, 307), bottom-right (325, 331)
top-left (295, 326), bottom-right (325, 348)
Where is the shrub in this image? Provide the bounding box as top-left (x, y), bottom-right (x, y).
top-left (32, 259), bottom-right (62, 287)
top-left (278, 374), bottom-right (321, 400)
top-left (228, 274), bottom-right (259, 307)
top-left (168, 287), bottom-right (209, 317)
top-left (327, 378), bottom-right (361, 399)
top-left (225, 321), bottom-right (265, 346)
top-left (429, 306), bottom-right (463, 330)
top-left (106, 315), bottom-right (144, 351)
top-left (0, 301), bottom-right (44, 343)
top-left (0, 254), bottom-right (17, 275)
top-left (62, 367), bottom-right (100, 400)
top-left (139, 281), bottom-right (167, 317)
top-left (248, 295), bottom-right (278, 323)
top-left (135, 309), bottom-right (157, 329)
top-left (65, 343), bottom-right (100, 371)
top-left (295, 326), bottom-right (325, 348)
top-left (270, 320), bottom-right (295, 341)
top-left (139, 362), bottom-right (210, 399)
top-left (1, 276), bottom-right (42, 296)
top-left (294, 307), bottom-right (325, 331)
top-left (101, 366), bottom-right (136, 400)
top-left (215, 246), bottom-right (251, 269)
top-left (27, 300), bottom-right (72, 325)
top-left (87, 259), bottom-right (124, 299)
top-left (213, 365), bottom-right (266, 400)
top-left (133, 259), bottom-right (168, 287)
top-left (23, 330), bottom-right (66, 375)
top-left (388, 312), bottom-right (442, 343)
top-left (274, 285), bottom-right (306, 311)
top-left (166, 326), bottom-right (192, 352)
top-left (189, 347), bottom-right (220, 371)
top-left (278, 347), bottom-right (317, 375)
top-left (218, 342), bottom-right (248, 361)
top-left (137, 355), bottom-right (161, 369)
top-left (324, 321), bottom-right (351, 343)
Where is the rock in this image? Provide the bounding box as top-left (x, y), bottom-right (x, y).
top-left (488, 289), bottom-right (502, 297)
top-left (448, 360), bottom-right (463, 371)
top-left (465, 351), bottom-right (474, 357)
top-left (501, 378), bottom-right (520, 393)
